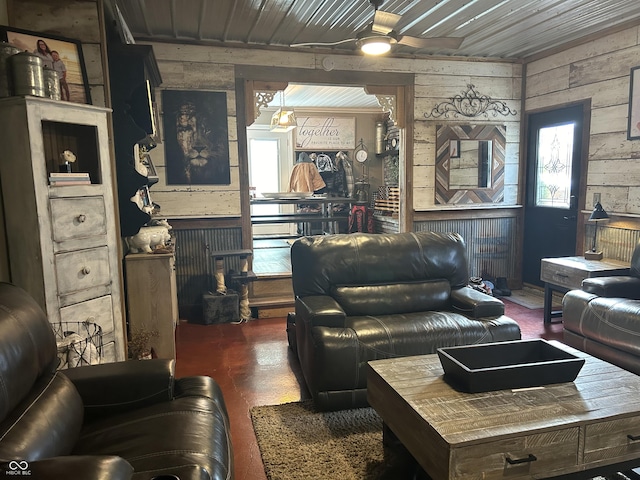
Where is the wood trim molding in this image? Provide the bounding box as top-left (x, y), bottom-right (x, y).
top-left (413, 207), bottom-right (520, 222)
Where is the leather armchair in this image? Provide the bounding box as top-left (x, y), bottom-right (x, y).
top-left (563, 244), bottom-right (640, 375)
top-left (0, 282), bottom-right (233, 480)
top-left (290, 232), bottom-right (521, 411)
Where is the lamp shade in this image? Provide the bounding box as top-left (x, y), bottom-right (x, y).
top-left (589, 202), bottom-right (609, 221)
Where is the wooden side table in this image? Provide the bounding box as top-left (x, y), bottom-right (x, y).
top-left (540, 256), bottom-right (629, 324)
top-left (125, 252), bottom-right (178, 359)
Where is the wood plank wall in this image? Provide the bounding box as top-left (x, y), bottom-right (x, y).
top-left (525, 24), bottom-right (640, 247)
top-left (10, 0), bottom-right (109, 107)
top-left (145, 42), bottom-right (522, 220)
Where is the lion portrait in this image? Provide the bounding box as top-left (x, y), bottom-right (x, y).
top-left (163, 91), bottom-right (230, 185)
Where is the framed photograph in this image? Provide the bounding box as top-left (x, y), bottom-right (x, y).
top-left (162, 90), bottom-right (230, 185)
top-left (0, 26), bottom-right (91, 104)
top-left (628, 66), bottom-right (640, 140)
top-left (449, 139), bottom-right (460, 158)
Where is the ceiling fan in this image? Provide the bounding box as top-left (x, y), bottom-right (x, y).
top-left (290, 0), bottom-right (464, 55)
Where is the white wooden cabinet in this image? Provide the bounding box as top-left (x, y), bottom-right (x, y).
top-left (0, 96), bottom-right (126, 363)
top-left (124, 252), bottom-right (178, 360)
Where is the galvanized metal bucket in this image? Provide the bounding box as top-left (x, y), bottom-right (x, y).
top-left (43, 68), bottom-right (61, 100)
top-left (10, 52), bottom-right (45, 97)
top-left (0, 42), bottom-right (21, 97)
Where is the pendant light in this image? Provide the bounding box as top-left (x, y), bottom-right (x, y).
top-left (270, 89), bottom-right (297, 132)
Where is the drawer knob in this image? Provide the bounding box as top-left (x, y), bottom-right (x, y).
top-left (77, 214), bottom-right (86, 223)
top-left (506, 454), bottom-right (537, 465)
top-left (81, 266), bottom-right (91, 275)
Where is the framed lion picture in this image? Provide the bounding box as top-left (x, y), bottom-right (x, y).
top-left (162, 90), bottom-right (230, 185)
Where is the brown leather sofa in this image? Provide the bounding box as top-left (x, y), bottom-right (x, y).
top-left (290, 231), bottom-right (522, 411)
top-left (563, 245), bottom-right (640, 375)
top-left (0, 282), bottom-right (233, 480)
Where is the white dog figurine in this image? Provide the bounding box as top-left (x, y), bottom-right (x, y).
top-left (126, 225), bottom-right (172, 253)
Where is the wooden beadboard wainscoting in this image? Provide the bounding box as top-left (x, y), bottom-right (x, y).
top-left (414, 209), bottom-right (520, 287)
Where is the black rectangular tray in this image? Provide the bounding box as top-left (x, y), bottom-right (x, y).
top-left (437, 339), bottom-right (585, 393)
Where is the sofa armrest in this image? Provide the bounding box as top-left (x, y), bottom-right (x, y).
top-left (450, 286), bottom-right (504, 318)
top-left (1, 456), bottom-right (133, 480)
top-left (582, 276), bottom-right (640, 299)
top-left (62, 359), bottom-right (174, 421)
top-left (296, 295), bottom-right (346, 328)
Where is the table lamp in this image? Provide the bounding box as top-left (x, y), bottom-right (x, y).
top-left (584, 202), bottom-right (608, 260)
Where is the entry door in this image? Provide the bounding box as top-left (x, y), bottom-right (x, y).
top-left (522, 104), bottom-right (585, 286)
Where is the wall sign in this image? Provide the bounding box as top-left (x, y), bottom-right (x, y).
top-left (295, 116), bottom-right (356, 150)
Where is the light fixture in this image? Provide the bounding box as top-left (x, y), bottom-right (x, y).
top-left (270, 89), bottom-right (297, 132)
top-left (585, 201), bottom-right (609, 260)
top-left (270, 108), bottom-right (297, 132)
top-left (357, 35), bottom-right (393, 55)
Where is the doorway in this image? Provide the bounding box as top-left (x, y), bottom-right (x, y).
top-left (247, 128), bottom-right (295, 239)
top-left (522, 103), bottom-right (588, 287)
top-left (236, 67), bottom-right (415, 252)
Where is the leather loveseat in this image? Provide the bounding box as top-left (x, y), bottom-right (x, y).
top-left (290, 231), bottom-right (522, 411)
top-left (0, 282), bottom-right (233, 480)
top-left (563, 244), bottom-right (640, 375)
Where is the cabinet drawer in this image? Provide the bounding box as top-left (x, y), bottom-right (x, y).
top-left (60, 295), bottom-right (114, 336)
top-left (451, 427), bottom-right (579, 479)
top-left (540, 261), bottom-right (584, 289)
top-left (584, 416), bottom-right (640, 463)
top-left (50, 196), bottom-right (107, 242)
top-left (55, 246), bottom-right (111, 297)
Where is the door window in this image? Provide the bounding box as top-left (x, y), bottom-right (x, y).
top-left (535, 124), bottom-right (575, 208)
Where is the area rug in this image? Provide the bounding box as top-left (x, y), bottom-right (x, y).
top-left (250, 400), bottom-right (633, 480)
top-left (506, 287), bottom-right (563, 310)
top-left (250, 400), bottom-right (390, 480)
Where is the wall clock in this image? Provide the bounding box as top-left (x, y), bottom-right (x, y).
top-left (354, 139), bottom-right (368, 163)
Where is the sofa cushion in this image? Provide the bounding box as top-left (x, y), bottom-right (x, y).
top-left (304, 311), bottom-right (521, 396)
top-left (0, 283), bottom-right (58, 422)
top-left (563, 291), bottom-right (640, 358)
top-left (291, 232), bottom-right (469, 298)
top-left (0, 372), bottom-right (83, 462)
top-left (332, 280), bottom-right (450, 316)
top-left (73, 396), bottom-right (232, 480)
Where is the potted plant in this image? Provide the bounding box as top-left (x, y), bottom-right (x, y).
top-left (127, 326), bottom-right (158, 360)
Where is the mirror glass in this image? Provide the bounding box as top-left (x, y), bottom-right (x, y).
top-left (449, 140), bottom-right (492, 189)
top-left (436, 124), bottom-right (505, 204)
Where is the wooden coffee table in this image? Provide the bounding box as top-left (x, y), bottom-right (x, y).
top-left (367, 342), bottom-right (640, 480)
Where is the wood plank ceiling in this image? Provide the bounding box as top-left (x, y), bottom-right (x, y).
top-left (113, 0), bottom-right (640, 59)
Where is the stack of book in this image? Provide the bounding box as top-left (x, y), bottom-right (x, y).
top-left (49, 172), bottom-right (91, 186)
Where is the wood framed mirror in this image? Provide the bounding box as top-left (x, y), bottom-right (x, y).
top-left (435, 124), bottom-right (505, 204)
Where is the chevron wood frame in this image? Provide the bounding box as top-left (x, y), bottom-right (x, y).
top-left (435, 124), bottom-right (506, 204)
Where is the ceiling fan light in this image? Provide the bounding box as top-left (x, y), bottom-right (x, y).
top-left (359, 36), bottom-right (392, 55)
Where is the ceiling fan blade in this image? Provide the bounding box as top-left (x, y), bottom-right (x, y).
top-left (290, 38), bottom-right (357, 47)
top-left (398, 35), bottom-right (464, 50)
top-left (371, 10), bottom-right (401, 34)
